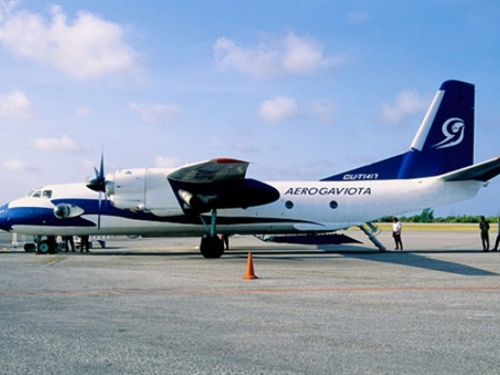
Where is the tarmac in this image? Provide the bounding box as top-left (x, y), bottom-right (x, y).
top-left (1, 229), bottom-right (500, 375)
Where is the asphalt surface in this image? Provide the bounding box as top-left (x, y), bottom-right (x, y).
top-left (1, 230), bottom-right (500, 375)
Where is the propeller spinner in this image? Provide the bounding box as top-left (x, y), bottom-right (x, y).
top-left (86, 153), bottom-right (106, 192)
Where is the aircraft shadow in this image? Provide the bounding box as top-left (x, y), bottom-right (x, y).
top-left (244, 249), bottom-right (498, 276)
top-left (341, 251), bottom-right (498, 276)
top-left (65, 244), bottom-right (500, 276)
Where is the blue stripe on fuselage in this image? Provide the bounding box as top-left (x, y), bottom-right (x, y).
top-left (1, 198), bottom-right (307, 230)
top-left (0, 203), bottom-right (10, 231)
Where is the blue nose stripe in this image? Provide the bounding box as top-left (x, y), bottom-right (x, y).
top-left (0, 203), bottom-right (11, 231)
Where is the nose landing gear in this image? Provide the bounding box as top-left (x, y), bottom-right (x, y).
top-left (36, 236), bottom-right (58, 254)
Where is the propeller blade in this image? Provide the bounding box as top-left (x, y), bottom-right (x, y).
top-left (99, 152), bottom-right (104, 179)
top-left (86, 152), bottom-right (107, 229)
top-left (86, 152), bottom-right (106, 192)
top-left (97, 191), bottom-right (102, 230)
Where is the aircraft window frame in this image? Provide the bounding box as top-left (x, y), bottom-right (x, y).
top-left (32, 190), bottom-right (42, 198)
top-left (43, 190), bottom-right (52, 199)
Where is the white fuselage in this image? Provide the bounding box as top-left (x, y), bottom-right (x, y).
top-left (2, 169), bottom-right (484, 237)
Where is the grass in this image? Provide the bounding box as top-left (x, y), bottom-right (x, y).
top-left (373, 223), bottom-right (481, 232)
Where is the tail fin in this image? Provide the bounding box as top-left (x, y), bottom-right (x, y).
top-left (322, 80), bottom-right (475, 181)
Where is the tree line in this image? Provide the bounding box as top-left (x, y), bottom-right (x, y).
top-left (379, 208), bottom-right (499, 224)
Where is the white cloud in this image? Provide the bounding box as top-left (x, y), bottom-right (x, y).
top-left (378, 89), bottom-right (430, 123)
top-left (0, 3), bottom-right (140, 79)
top-left (0, 0), bottom-right (17, 23)
top-left (129, 102), bottom-right (181, 124)
top-left (258, 96), bottom-right (300, 123)
top-left (0, 90), bottom-right (35, 119)
top-left (258, 97), bottom-right (338, 125)
top-left (81, 158), bottom-right (97, 175)
top-left (214, 32), bottom-right (342, 78)
top-left (75, 106), bottom-right (91, 118)
top-left (2, 158), bottom-right (36, 172)
top-left (281, 33), bottom-right (324, 74)
top-left (232, 142), bottom-right (259, 153)
top-left (348, 11), bottom-right (370, 24)
top-left (154, 156), bottom-right (184, 168)
top-left (308, 100), bottom-right (338, 124)
top-left (32, 135), bottom-right (83, 152)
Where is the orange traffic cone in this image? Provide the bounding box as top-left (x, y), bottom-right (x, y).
top-left (243, 252), bottom-right (258, 280)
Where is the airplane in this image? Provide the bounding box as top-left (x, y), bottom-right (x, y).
top-left (1, 80), bottom-right (499, 258)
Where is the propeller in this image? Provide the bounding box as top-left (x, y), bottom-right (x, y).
top-left (86, 153), bottom-right (106, 193)
top-left (86, 153), bottom-right (106, 229)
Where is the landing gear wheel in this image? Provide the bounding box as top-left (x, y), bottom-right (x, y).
top-left (37, 240), bottom-right (51, 254)
top-left (36, 237), bottom-right (58, 254)
top-left (200, 235), bottom-right (225, 259)
top-left (24, 243), bottom-right (36, 252)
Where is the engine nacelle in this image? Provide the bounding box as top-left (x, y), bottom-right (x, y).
top-left (54, 203), bottom-right (85, 219)
top-left (105, 168), bottom-right (184, 217)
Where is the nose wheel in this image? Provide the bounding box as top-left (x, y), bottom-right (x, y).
top-left (36, 236), bottom-right (58, 254)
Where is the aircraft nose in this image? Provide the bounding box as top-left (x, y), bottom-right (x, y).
top-left (0, 203), bottom-right (11, 231)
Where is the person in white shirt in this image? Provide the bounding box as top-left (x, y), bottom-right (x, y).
top-left (392, 217), bottom-right (403, 251)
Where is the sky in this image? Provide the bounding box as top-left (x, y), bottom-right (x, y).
top-left (0, 0), bottom-right (499, 217)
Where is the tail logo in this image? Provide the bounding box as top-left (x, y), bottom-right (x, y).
top-left (432, 117), bottom-right (465, 149)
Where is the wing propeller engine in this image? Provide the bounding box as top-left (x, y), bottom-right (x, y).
top-left (86, 153), bottom-right (106, 193)
top-left (86, 153), bottom-right (107, 229)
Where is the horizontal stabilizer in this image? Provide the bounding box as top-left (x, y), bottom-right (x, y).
top-left (441, 157), bottom-right (500, 182)
top-left (262, 233), bottom-right (362, 245)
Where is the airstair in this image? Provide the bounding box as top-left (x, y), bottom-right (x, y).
top-left (358, 222), bottom-right (386, 251)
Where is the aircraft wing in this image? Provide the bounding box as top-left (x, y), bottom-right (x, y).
top-left (167, 158), bottom-right (279, 211)
top-left (167, 158), bottom-right (249, 183)
top-left (440, 157), bottom-right (500, 182)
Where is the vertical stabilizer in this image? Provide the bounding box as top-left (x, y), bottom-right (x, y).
top-left (322, 80), bottom-right (475, 181)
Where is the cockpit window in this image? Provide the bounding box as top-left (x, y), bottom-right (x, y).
top-left (28, 189), bottom-right (52, 199)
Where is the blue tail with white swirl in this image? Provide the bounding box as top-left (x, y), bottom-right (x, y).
top-left (322, 80), bottom-right (475, 181)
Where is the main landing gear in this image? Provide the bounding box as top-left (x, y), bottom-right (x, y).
top-left (200, 235), bottom-right (225, 258)
top-left (199, 209), bottom-right (225, 259)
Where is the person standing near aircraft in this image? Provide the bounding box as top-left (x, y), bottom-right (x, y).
top-left (479, 216), bottom-right (490, 252)
top-left (220, 234), bottom-right (229, 250)
top-left (492, 217), bottom-right (500, 251)
top-left (392, 217), bottom-right (403, 251)
top-left (64, 235), bottom-right (75, 252)
top-left (80, 235), bottom-right (90, 252)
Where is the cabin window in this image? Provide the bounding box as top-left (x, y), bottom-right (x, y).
top-left (285, 200), bottom-right (294, 209)
top-left (329, 200), bottom-right (338, 209)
